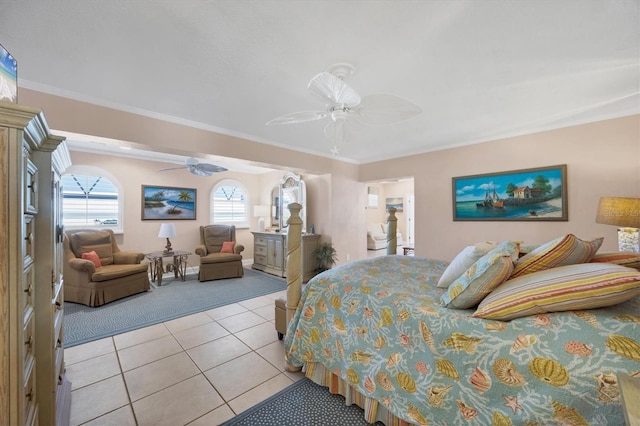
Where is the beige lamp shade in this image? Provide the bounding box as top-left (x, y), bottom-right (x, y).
top-left (595, 197), bottom-right (640, 228)
top-left (596, 197), bottom-right (640, 253)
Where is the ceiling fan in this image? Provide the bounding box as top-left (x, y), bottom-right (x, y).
top-left (159, 157), bottom-right (228, 176)
top-left (266, 63), bottom-right (422, 154)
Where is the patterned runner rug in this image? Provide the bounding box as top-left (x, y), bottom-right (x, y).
top-left (64, 267), bottom-right (286, 347)
top-left (220, 378), bottom-right (384, 426)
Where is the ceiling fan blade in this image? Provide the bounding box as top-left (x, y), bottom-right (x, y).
top-left (158, 166), bottom-right (188, 172)
top-left (196, 163), bottom-right (228, 173)
top-left (356, 94), bottom-right (422, 125)
top-left (189, 165), bottom-right (213, 176)
top-left (308, 72), bottom-right (361, 107)
top-left (266, 111), bottom-right (327, 125)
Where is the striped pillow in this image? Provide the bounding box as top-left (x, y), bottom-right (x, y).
top-left (510, 234), bottom-right (603, 279)
top-left (590, 251), bottom-right (640, 270)
top-left (473, 263), bottom-right (640, 320)
top-left (441, 241), bottom-right (517, 309)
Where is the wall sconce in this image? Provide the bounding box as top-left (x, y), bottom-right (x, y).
top-left (596, 197), bottom-right (640, 253)
top-left (158, 223), bottom-right (176, 254)
top-left (254, 205), bottom-right (270, 232)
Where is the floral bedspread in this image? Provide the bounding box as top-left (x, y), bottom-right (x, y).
top-left (285, 256), bottom-right (640, 425)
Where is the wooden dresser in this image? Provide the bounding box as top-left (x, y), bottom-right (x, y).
top-left (251, 232), bottom-right (320, 283)
top-left (0, 102), bottom-right (71, 425)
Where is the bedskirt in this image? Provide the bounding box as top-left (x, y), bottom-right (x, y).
top-left (305, 362), bottom-right (411, 426)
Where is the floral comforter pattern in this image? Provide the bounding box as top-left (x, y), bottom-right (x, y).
top-left (285, 256), bottom-right (640, 425)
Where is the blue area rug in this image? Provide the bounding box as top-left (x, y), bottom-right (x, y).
top-left (220, 378), bottom-right (384, 426)
top-left (64, 268), bottom-right (286, 347)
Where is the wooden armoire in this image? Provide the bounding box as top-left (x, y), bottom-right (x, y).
top-left (0, 102), bottom-right (72, 425)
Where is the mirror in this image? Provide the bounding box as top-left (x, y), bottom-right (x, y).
top-left (278, 172), bottom-right (306, 233)
top-left (270, 186), bottom-right (279, 227)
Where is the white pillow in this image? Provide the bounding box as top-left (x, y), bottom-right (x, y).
top-left (437, 241), bottom-right (497, 288)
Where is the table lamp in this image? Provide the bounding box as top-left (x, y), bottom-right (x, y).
top-left (158, 223), bottom-right (176, 254)
top-left (254, 205), bottom-right (270, 232)
top-left (596, 197), bottom-right (640, 253)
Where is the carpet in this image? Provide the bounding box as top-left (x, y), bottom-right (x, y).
top-left (64, 267), bottom-right (286, 347)
top-left (220, 378), bottom-right (384, 426)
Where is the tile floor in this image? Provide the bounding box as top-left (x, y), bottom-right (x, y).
top-left (64, 288), bottom-right (305, 426)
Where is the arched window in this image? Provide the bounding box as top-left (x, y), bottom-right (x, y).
top-left (62, 165), bottom-right (123, 231)
top-left (211, 179), bottom-right (249, 227)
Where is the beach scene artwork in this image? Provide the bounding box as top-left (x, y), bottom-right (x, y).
top-left (0, 43), bottom-right (17, 102)
top-left (142, 185), bottom-right (196, 220)
top-left (453, 165), bottom-right (567, 221)
top-left (386, 197), bottom-right (404, 212)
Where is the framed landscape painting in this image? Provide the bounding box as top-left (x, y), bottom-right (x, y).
top-left (452, 164), bottom-right (567, 221)
top-left (142, 185), bottom-right (197, 220)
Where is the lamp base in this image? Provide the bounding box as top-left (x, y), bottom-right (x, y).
top-left (257, 217), bottom-right (265, 232)
top-left (163, 237), bottom-right (173, 254)
top-left (618, 228), bottom-right (640, 253)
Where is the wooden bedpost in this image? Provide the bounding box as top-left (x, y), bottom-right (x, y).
top-left (284, 202), bottom-right (303, 372)
top-left (386, 207), bottom-right (398, 255)
top-left (285, 203), bottom-right (303, 327)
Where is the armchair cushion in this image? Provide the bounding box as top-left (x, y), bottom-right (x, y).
top-left (91, 263), bottom-right (149, 282)
top-left (70, 230), bottom-right (114, 265)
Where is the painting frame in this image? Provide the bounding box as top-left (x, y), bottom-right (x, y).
top-left (386, 197), bottom-right (404, 213)
top-left (142, 185), bottom-right (197, 220)
top-left (452, 164), bottom-right (567, 221)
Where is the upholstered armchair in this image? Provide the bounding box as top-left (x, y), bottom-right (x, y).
top-left (196, 225), bottom-right (245, 282)
top-left (63, 229), bottom-right (150, 306)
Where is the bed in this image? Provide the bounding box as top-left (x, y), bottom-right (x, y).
top-left (282, 223), bottom-right (640, 425)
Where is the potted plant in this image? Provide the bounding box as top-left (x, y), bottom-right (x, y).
top-left (313, 242), bottom-right (338, 273)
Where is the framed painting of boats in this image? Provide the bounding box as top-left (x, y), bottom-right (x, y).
top-left (452, 165), bottom-right (567, 221)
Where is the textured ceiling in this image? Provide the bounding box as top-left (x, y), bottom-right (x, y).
top-left (0, 0), bottom-right (638, 164)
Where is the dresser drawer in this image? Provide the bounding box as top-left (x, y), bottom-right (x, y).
top-left (24, 156), bottom-right (38, 214)
top-left (53, 305), bottom-right (64, 348)
top-left (24, 364), bottom-right (37, 425)
top-left (22, 264), bottom-right (35, 317)
top-left (255, 244), bottom-right (267, 256)
top-left (55, 344), bottom-right (64, 384)
top-left (254, 254), bottom-right (267, 266)
top-left (255, 236), bottom-right (267, 247)
top-left (23, 313), bottom-right (36, 368)
top-left (23, 215), bottom-right (35, 268)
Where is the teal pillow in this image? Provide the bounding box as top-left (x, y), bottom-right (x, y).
top-left (440, 241), bottom-right (518, 309)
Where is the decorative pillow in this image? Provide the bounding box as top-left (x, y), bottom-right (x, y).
top-left (510, 234), bottom-right (603, 279)
top-left (441, 241), bottom-right (517, 309)
top-left (473, 263), bottom-right (640, 320)
top-left (81, 250), bottom-right (102, 268)
top-left (437, 241), bottom-right (497, 288)
top-left (220, 241), bottom-right (235, 253)
top-left (590, 251), bottom-right (640, 270)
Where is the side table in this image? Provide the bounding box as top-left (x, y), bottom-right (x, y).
top-left (145, 250), bottom-right (191, 286)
